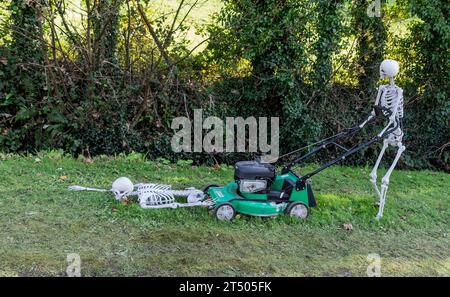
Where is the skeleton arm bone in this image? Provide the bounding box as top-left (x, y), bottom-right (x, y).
top-left (377, 119), bottom-right (395, 137)
top-left (374, 85), bottom-right (384, 106)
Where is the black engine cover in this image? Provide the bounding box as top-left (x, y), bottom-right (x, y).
top-left (234, 161), bottom-right (276, 180)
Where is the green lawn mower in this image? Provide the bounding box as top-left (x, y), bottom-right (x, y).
top-left (204, 161), bottom-right (316, 221)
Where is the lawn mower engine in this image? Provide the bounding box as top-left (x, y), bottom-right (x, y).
top-left (234, 161), bottom-right (276, 195)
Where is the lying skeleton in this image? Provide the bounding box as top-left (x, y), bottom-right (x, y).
top-left (69, 177), bottom-right (212, 209)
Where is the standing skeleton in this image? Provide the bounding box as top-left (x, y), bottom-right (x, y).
top-left (284, 59), bottom-right (406, 220)
top-left (360, 59), bottom-right (405, 219)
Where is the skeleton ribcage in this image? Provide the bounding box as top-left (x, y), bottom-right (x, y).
top-left (380, 85), bottom-right (403, 119)
top-left (380, 85), bottom-right (404, 144)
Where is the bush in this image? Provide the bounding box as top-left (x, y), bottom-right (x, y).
top-left (0, 0), bottom-right (448, 171)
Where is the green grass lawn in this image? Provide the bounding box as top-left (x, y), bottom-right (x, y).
top-left (150, 0), bottom-right (223, 24)
top-left (0, 152), bottom-right (449, 276)
top-left (149, 0), bottom-right (223, 51)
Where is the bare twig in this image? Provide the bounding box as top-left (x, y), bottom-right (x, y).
top-left (133, 0), bottom-right (173, 66)
top-left (172, 37), bottom-right (210, 66)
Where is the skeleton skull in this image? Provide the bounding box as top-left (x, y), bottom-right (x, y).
top-left (380, 59), bottom-right (399, 79)
top-left (111, 177), bottom-right (134, 200)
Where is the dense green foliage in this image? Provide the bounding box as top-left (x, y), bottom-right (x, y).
top-left (0, 0), bottom-right (448, 170)
top-left (0, 0), bottom-right (46, 150)
top-left (205, 0), bottom-right (320, 151)
top-left (396, 0), bottom-right (450, 169)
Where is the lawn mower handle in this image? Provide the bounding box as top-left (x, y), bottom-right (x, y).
top-left (293, 120), bottom-right (400, 190)
top-left (279, 106), bottom-right (398, 189)
top-left (281, 109), bottom-right (379, 174)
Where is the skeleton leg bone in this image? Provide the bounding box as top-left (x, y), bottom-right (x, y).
top-left (376, 142), bottom-right (406, 220)
top-left (370, 139), bottom-right (389, 204)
